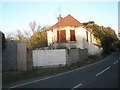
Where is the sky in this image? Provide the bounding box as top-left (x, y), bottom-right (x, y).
top-left (0, 0), bottom-right (119, 36)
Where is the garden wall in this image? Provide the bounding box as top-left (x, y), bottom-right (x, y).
top-left (33, 48), bottom-right (88, 67)
top-left (33, 49), bottom-right (66, 67)
top-left (2, 40), bottom-right (27, 71)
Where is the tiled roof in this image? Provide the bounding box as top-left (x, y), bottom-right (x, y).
top-left (46, 14), bottom-right (83, 31)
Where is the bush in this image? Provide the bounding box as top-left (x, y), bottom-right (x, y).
top-left (29, 31), bottom-right (48, 49)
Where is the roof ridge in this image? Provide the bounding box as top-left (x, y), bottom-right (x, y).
top-left (46, 14), bottom-right (83, 31)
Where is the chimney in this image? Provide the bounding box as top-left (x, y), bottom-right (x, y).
top-left (57, 14), bottom-right (63, 22)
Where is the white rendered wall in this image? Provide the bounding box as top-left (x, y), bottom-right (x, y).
top-left (75, 27), bottom-right (102, 55)
top-left (83, 40), bottom-right (102, 55)
top-left (88, 31), bottom-right (91, 43)
top-left (66, 28), bottom-right (70, 41)
top-left (47, 31), bottom-right (53, 45)
top-left (47, 27), bottom-right (98, 54)
top-left (87, 43), bottom-right (103, 55)
top-left (33, 49), bottom-right (66, 67)
top-left (75, 27), bottom-right (86, 49)
top-left (92, 36), bottom-right (97, 44)
top-left (53, 29), bottom-right (57, 43)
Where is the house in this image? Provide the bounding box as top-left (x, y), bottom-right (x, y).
top-left (32, 14), bottom-right (103, 67)
top-left (46, 14), bottom-right (95, 47)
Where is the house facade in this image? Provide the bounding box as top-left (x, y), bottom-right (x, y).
top-left (46, 14), bottom-right (97, 50)
top-left (32, 14), bottom-right (103, 67)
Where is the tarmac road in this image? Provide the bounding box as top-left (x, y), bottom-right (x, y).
top-left (3, 52), bottom-right (119, 89)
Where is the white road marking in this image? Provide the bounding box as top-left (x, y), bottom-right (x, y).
top-left (71, 83), bottom-right (83, 90)
top-left (7, 55), bottom-right (110, 89)
top-left (8, 76), bottom-right (52, 88)
top-left (113, 61), bottom-right (118, 64)
top-left (7, 58), bottom-right (107, 89)
top-left (96, 66), bottom-right (111, 76)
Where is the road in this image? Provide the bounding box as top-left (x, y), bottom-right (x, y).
top-left (3, 52), bottom-right (119, 89)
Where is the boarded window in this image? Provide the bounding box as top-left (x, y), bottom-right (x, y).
top-left (57, 30), bottom-right (66, 43)
top-left (70, 30), bottom-right (76, 41)
top-left (86, 31), bottom-right (88, 42)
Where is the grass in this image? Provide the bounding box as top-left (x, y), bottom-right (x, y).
top-left (2, 54), bottom-right (108, 85)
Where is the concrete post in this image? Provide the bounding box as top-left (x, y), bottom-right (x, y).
top-left (17, 42), bottom-right (27, 71)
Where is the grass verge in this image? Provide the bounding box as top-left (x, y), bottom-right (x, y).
top-left (2, 54), bottom-right (108, 85)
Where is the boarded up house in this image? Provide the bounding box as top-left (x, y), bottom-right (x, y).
top-left (45, 14), bottom-right (99, 52)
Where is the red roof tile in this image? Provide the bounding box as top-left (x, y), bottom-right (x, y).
top-left (46, 14), bottom-right (83, 31)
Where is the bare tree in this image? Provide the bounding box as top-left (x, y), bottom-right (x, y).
top-left (6, 32), bottom-right (16, 40)
top-left (16, 30), bottom-right (25, 42)
top-left (41, 25), bottom-right (50, 31)
top-left (6, 21), bottom-right (50, 48)
top-left (37, 25), bottom-right (42, 31)
top-left (29, 21), bottom-right (36, 33)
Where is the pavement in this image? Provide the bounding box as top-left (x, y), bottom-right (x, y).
top-left (3, 52), bottom-right (119, 89)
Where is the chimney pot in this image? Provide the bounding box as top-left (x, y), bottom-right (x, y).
top-left (57, 14), bottom-right (63, 22)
